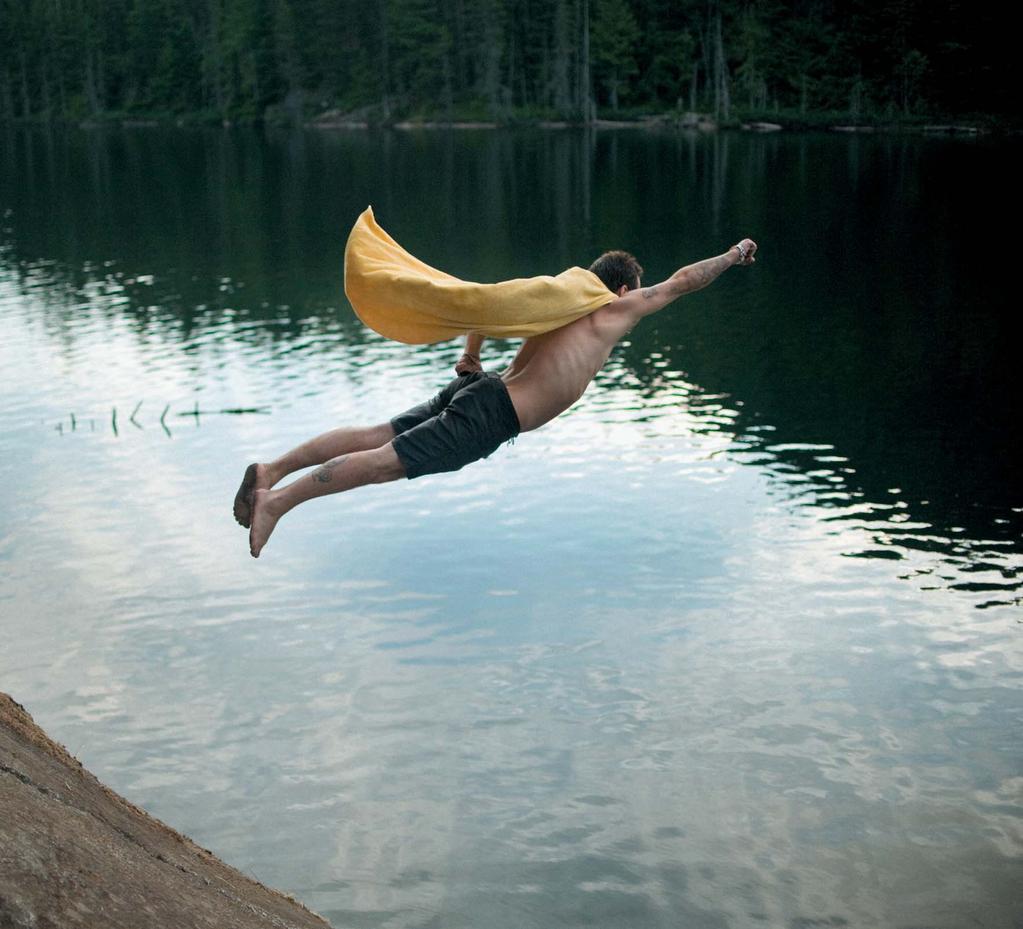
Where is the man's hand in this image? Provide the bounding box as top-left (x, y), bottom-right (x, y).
top-left (733, 239), bottom-right (757, 266)
top-left (455, 352), bottom-right (483, 375)
top-left (456, 333), bottom-right (486, 375)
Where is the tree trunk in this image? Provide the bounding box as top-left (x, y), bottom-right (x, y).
top-left (39, 60), bottom-right (52, 119)
top-left (579, 0), bottom-right (592, 122)
top-left (96, 48), bottom-right (107, 111)
top-left (712, 7), bottom-right (729, 121)
top-left (19, 53), bottom-right (32, 118)
top-left (85, 52), bottom-right (101, 115)
top-left (506, 21), bottom-right (518, 108)
top-left (250, 51), bottom-right (261, 113)
top-left (442, 49), bottom-right (453, 118)
top-left (553, 1), bottom-right (570, 114)
top-left (57, 66), bottom-right (67, 114)
top-left (481, 4), bottom-right (502, 117)
top-left (273, 0), bottom-right (301, 94)
top-left (1, 70), bottom-right (13, 121)
top-left (379, 0), bottom-right (391, 119)
top-left (453, 0), bottom-right (467, 92)
top-left (206, 0), bottom-right (225, 117)
top-left (700, 9), bottom-right (712, 113)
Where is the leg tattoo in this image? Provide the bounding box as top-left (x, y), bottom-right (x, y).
top-left (311, 456), bottom-right (348, 483)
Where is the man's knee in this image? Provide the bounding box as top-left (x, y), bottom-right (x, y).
top-left (367, 422), bottom-right (397, 446)
top-left (368, 443), bottom-right (406, 483)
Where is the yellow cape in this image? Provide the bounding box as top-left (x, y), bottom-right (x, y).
top-left (343, 206), bottom-right (615, 344)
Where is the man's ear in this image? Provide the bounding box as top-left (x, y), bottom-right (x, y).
top-left (616, 284), bottom-right (629, 298)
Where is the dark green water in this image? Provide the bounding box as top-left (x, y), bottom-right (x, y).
top-left (1, 126), bottom-right (1020, 927)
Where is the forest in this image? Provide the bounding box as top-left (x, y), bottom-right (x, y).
top-left (0, 0), bottom-right (1012, 125)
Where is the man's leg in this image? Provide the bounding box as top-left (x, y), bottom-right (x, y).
top-left (234, 423), bottom-right (395, 527)
top-left (249, 442), bottom-right (405, 558)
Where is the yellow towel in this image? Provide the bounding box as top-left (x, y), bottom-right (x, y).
top-left (343, 206), bottom-right (615, 344)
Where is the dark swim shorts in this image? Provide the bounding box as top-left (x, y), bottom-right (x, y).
top-left (390, 372), bottom-right (521, 479)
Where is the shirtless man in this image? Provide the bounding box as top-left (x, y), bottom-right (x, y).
top-left (236, 238), bottom-right (757, 557)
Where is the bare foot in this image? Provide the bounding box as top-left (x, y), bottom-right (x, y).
top-left (233, 463), bottom-right (274, 528)
top-left (248, 489), bottom-right (281, 558)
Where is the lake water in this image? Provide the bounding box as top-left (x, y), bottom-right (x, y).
top-left (1, 126), bottom-right (1020, 928)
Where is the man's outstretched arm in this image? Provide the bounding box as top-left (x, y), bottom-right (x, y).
top-left (615, 239), bottom-right (757, 322)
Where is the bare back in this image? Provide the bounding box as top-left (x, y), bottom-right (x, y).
top-left (500, 303), bottom-right (633, 432)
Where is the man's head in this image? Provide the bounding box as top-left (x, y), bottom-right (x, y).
top-left (589, 250), bottom-right (643, 297)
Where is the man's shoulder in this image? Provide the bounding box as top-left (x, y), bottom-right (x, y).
top-left (589, 299), bottom-right (634, 339)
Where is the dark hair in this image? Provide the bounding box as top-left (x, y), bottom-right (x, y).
top-left (588, 250), bottom-right (643, 293)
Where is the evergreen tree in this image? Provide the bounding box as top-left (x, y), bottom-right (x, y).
top-left (591, 0), bottom-right (639, 111)
top-left (387, 0), bottom-right (453, 113)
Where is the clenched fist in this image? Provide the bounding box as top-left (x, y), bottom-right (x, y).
top-left (733, 239), bottom-right (757, 265)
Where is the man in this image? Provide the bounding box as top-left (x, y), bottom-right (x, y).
top-left (235, 238), bottom-right (757, 557)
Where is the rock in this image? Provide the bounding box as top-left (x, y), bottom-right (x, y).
top-left (592, 118), bottom-right (646, 129)
top-left (0, 692), bottom-right (332, 929)
top-left (310, 109), bottom-right (369, 128)
top-left (922, 124), bottom-right (983, 134)
top-left (392, 120), bottom-right (498, 130)
top-left (674, 111), bottom-right (717, 132)
top-left (741, 121), bottom-right (783, 132)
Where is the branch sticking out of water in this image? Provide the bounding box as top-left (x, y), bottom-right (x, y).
top-left (54, 403), bottom-right (270, 437)
top-left (175, 406), bottom-right (271, 417)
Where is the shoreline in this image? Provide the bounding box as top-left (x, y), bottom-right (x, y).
top-left (0, 110), bottom-right (1010, 137)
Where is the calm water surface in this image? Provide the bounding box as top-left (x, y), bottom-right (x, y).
top-left (1, 127), bottom-right (1020, 928)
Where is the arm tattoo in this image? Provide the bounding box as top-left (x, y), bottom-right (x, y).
top-left (642, 286), bottom-right (659, 299)
top-left (690, 262), bottom-right (721, 288)
top-left (311, 456), bottom-right (347, 483)
top-left (679, 254), bottom-right (733, 294)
